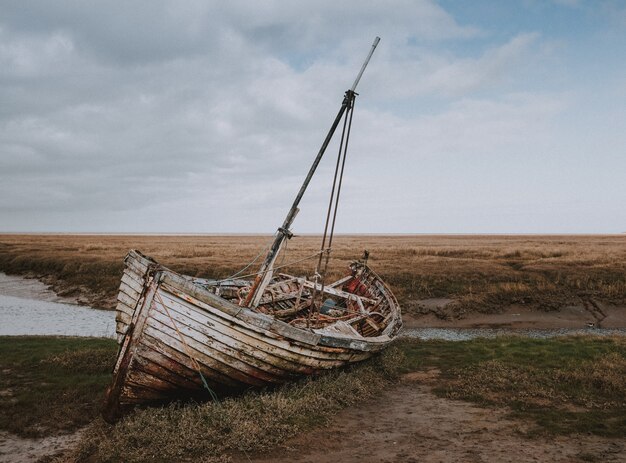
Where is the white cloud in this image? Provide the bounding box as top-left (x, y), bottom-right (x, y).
top-left (0, 1), bottom-right (624, 233)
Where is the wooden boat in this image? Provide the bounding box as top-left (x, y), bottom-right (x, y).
top-left (103, 37), bottom-right (402, 422)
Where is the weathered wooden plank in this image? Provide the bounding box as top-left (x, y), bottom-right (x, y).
top-left (115, 310), bottom-right (131, 325)
top-left (123, 268), bottom-right (146, 287)
top-left (125, 250), bottom-right (152, 270)
top-left (258, 292), bottom-right (300, 305)
top-left (125, 258), bottom-right (149, 277)
top-left (151, 299), bottom-right (325, 374)
top-left (119, 282), bottom-right (141, 301)
top-left (142, 323), bottom-right (269, 387)
top-left (121, 272), bottom-right (144, 294)
top-left (117, 290), bottom-right (138, 309)
top-left (126, 367), bottom-right (183, 394)
top-left (134, 345), bottom-right (204, 389)
top-left (146, 313), bottom-right (288, 383)
top-left (157, 290), bottom-right (347, 368)
top-left (116, 321), bottom-right (128, 335)
top-left (328, 275), bottom-right (353, 288)
top-left (161, 274), bottom-right (242, 317)
top-left (130, 355), bottom-right (211, 395)
top-left (365, 317), bottom-right (381, 332)
top-left (120, 383), bottom-right (169, 402)
top-left (116, 302), bottom-right (133, 318)
top-left (297, 278), bottom-right (378, 305)
top-left (141, 332), bottom-right (240, 388)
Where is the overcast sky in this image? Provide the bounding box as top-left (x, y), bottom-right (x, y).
top-left (1, 1), bottom-right (625, 233)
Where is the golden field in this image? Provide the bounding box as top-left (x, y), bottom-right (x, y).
top-left (0, 234), bottom-right (624, 316)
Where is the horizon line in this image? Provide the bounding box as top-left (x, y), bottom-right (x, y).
top-left (0, 232), bottom-right (624, 237)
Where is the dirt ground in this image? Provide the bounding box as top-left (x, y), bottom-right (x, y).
top-left (3, 366), bottom-right (625, 463)
top-left (403, 299), bottom-right (626, 329)
top-left (236, 373), bottom-right (626, 463)
top-left (0, 430), bottom-right (83, 463)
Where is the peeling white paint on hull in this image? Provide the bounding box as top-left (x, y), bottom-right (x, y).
top-left (103, 250), bottom-right (402, 422)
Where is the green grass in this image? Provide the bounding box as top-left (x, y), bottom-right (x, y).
top-left (0, 336), bottom-right (117, 437)
top-left (398, 336), bottom-right (626, 437)
top-left (3, 336), bottom-right (625, 462)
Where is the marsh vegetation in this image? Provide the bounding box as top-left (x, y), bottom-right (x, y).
top-left (0, 234), bottom-right (624, 316)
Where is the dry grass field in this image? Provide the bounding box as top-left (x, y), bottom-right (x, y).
top-left (0, 234), bottom-right (624, 318)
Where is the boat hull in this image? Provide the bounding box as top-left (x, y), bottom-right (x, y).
top-left (103, 250), bottom-right (401, 422)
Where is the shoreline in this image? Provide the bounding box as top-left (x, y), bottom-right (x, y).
top-left (0, 234), bottom-right (623, 328)
top-left (403, 300), bottom-right (626, 330)
top-left (2, 271), bottom-right (625, 331)
top-left (0, 272), bottom-right (83, 306)
top-left (0, 270), bottom-right (115, 311)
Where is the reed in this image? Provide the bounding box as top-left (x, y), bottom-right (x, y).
top-left (1, 234), bottom-right (624, 314)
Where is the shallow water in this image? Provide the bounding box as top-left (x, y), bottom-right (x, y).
top-left (401, 327), bottom-right (626, 341)
top-left (1, 272), bottom-right (624, 341)
top-left (0, 273), bottom-right (115, 338)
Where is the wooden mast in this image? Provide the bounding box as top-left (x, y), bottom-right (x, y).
top-left (245, 37), bottom-right (380, 308)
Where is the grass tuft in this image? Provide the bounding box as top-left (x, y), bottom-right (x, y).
top-left (71, 347), bottom-right (405, 462)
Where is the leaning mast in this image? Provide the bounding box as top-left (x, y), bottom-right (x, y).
top-left (244, 37), bottom-right (381, 308)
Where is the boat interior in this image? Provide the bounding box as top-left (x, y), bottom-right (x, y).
top-left (194, 262), bottom-right (397, 338)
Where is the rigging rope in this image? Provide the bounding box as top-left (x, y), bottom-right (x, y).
top-left (153, 290), bottom-right (219, 402)
top-left (310, 91), bottom-right (356, 316)
top-left (209, 250), bottom-right (325, 285)
top-left (315, 93), bottom-right (352, 272)
top-left (325, 92), bottom-right (355, 265)
top-left (220, 233), bottom-right (278, 282)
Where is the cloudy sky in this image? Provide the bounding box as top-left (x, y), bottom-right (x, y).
top-left (1, 1), bottom-right (625, 233)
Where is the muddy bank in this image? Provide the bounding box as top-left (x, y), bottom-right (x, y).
top-left (0, 273), bottom-right (115, 338)
top-left (0, 272), bottom-right (81, 305)
top-left (0, 430), bottom-right (83, 463)
top-left (237, 376), bottom-right (626, 463)
top-left (0, 270), bottom-right (114, 311)
top-left (35, 272), bottom-right (116, 311)
top-left (403, 298), bottom-right (626, 329)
